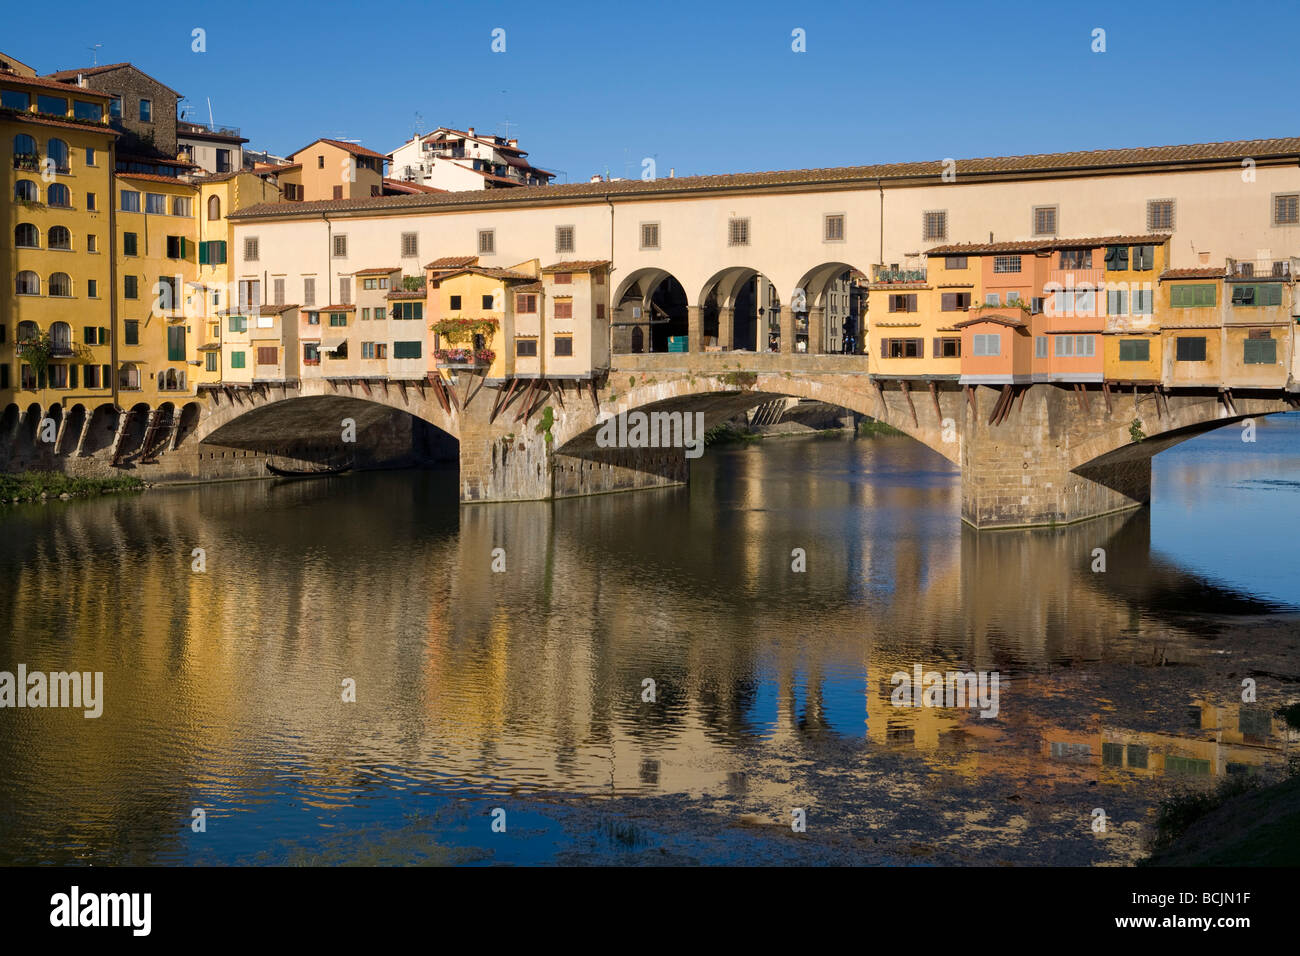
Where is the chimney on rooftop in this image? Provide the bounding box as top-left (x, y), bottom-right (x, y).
top-left (467, 127), bottom-right (475, 137)
top-left (669, 168), bottom-right (675, 178)
top-left (508, 138), bottom-right (518, 148)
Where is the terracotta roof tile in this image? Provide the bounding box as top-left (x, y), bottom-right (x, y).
top-left (116, 171), bottom-right (195, 186)
top-left (1160, 267), bottom-right (1226, 279)
top-left (0, 110), bottom-right (120, 136)
top-left (928, 234), bottom-right (1171, 255)
top-left (386, 290), bottom-right (426, 299)
top-left (542, 259), bottom-right (611, 273)
top-left (0, 72), bottom-right (115, 96)
top-left (229, 137), bottom-right (1300, 221)
top-left (291, 137), bottom-right (387, 162)
top-left (953, 313), bottom-right (1028, 329)
top-left (424, 255), bottom-right (478, 270)
top-left (353, 266), bottom-right (400, 275)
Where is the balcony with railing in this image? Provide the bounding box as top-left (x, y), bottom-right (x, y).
top-left (1225, 257), bottom-right (1295, 280)
top-left (179, 120), bottom-right (242, 139)
top-left (871, 265), bottom-right (927, 285)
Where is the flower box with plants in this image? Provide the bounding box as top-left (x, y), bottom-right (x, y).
top-left (431, 318), bottom-right (499, 341)
top-left (435, 348), bottom-right (495, 367)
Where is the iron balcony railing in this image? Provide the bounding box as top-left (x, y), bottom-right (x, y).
top-left (1226, 258), bottom-right (1295, 279)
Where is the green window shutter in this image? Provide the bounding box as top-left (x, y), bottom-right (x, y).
top-left (167, 326), bottom-right (186, 361)
top-left (69, 364), bottom-right (78, 389)
top-left (1171, 285), bottom-right (1186, 307)
top-left (218, 241), bottom-right (227, 264)
top-left (1262, 283), bottom-right (1282, 307)
top-left (199, 241), bottom-right (209, 265)
top-left (1198, 285), bottom-right (1216, 307)
top-left (231, 351), bottom-right (245, 369)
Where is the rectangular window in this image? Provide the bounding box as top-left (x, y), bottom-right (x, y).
top-left (362, 307), bottom-right (371, 320)
top-left (401, 232), bottom-right (418, 258)
top-left (0, 90), bottom-right (29, 111)
top-left (393, 341), bottom-right (422, 360)
top-left (228, 315), bottom-right (247, 333)
top-left (392, 303), bottom-right (421, 320)
top-left (935, 337), bottom-right (960, 358)
top-left (230, 351), bottom-right (246, 369)
top-left (554, 299), bottom-right (573, 319)
top-left (1132, 245), bottom-right (1155, 271)
top-left (166, 235), bottom-right (185, 259)
top-left (640, 222), bottom-right (660, 250)
top-left (1060, 249), bottom-right (1091, 270)
top-left (449, 295), bottom-right (462, 310)
top-left (86, 192), bottom-right (96, 211)
top-left (553, 272), bottom-right (572, 285)
top-left (361, 342), bottom-right (375, 359)
top-left (728, 218), bottom-right (749, 246)
top-left (339, 277), bottom-right (351, 304)
top-left (480, 294), bottom-right (493, 310)
top-left (1232, 283), bottom-right (1283, 307)
top-left (83, 365), bottom-right (99, 388)
top-left (124, 320), bottom-right (139, 346)
top-left (333, 235), bottom-right (347, 258)
top-left (554, 336), bottom-right (574, 356)
top-left (515, 338), bottom-right (538, 357)
top-left (171, 197), bottom-right (191, 217)
top-left (303, 343), bottom-right (320, 364)
top-left (145, 193), bottom-right (165, 215)
top-left (216, 149), bottom-right (231, 174)
top-left (555, 225), bottom-right (575, 253)
top-left (985, 293), bottom-right (1000, 306)
top-left (1175, 336), bottom-right (1207, 361)
top-left (363, 278), bottom-right (376, 291)
top-left (1054, 334), bottom-right (1074, 356)
top-left (109, 95), bottom-right (121, 118)
top-left (273, 278), bottom-right (285, 305)
top-left (824, 214), bottom-right (845, 241)
top-left (167, 326), bottom-right (186, 361)
top-left (75, 101), bottom-right (102, 122)
top-left (1104, 245), bottom-right (1130, 271)
top-left (1107, 289), bottom-right (1127, 315)
top-left (944, 256), bottom-right (967, 270)
top-left (244, 237), bottom-right (259, 261)
top-left (881, 338), bottom-right (923, 358)
top-left (139, 98), bottom-right (152, 122)
top-left (1243, 337), bottom-right (1277, 364)
top-left (238, 279), bottom-right (261, 310)
top-left (993, 255), bottom-right (1021, 274)
top-left (478, 229), bottom-right (495, 254)
top-left (329, 312), bottom-right (348, 327)
top-left (888, 294), bottom-right (917, 313)
top-left (88, 279), bottom-right (98, 298)
top-left (205, 352), bottom-right (218, 372)
top-left (1273, 193), bottom-right (1300, 226)
top-left (121, 190), bottom-right (140, 213)
top-left (921, 210), bottom-right (947, 241)
top-left (37, 94), bottom-right (68, 116)
top-left (1119, 339), bottom-right (1151, 362)
top-left (516, 293), bottom-right (538, 314)
top-left (1032, 205), bottom-right (1058, 236)
top-left (124, 275), bottom-right (138, 299)
top-left (1035, 335), bottom-right (1048, 359)
top-left (940, 292), bottom-right (971, 311)
top-left (972, 333), bottom-right (1001, 356)
top-left (1170, 284), bottom-right (1216, 308)
top-left (1074, 334), bottom-right (1096, 357)
top-left (256, 346), bottom-right (277, 365)
top-left (303, 277), bottom-right (315, 307)
top-left (1133, 288), bottom-right (1154, 314)
top-left (123, 232), bottom-right (138, 256)
top-left (1147, 199), bottom-right (1175, 232)
top-left (375, 307), bottom-right (387, 321)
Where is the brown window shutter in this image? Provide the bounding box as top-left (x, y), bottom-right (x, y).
top-left (333, 185), bottom-right (343, 199)
top-left (932, 337), bottom-right (940, 356)
top-left (880, 338), bottom-right (887, 357)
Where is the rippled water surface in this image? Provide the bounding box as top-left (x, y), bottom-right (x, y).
top-left (1, 415), bottom-right (1298, 864)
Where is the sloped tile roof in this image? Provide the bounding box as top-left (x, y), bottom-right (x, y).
top-left (928, 234), bottom-right (1171, 255)
top-left (228, 138), bottom-right (1300, 221)
top-left (542, 260), bottom-right (611, 272)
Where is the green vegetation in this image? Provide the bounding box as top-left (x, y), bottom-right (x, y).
top-left (0, 471), bottom-right (145, 504)
top-left (1130, 418), bottom-right (1147, 442)
top-left (533, 405), bottom-right (555, 444)
top-left (1144, 769), bottom-right (1300, 866)
top-left (704, 423), bottom-right (760, 446)
top-left (858, 419), bottom-right (905, 436)
top-left (718, 371), bottom-right (758, 389)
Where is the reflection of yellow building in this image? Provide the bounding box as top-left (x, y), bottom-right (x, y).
top-left (2, 70), bottom-right (117, 408)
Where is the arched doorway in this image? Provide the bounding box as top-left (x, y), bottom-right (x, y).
top-left (698, 267), bottom-right (782, 352)
top-left (795, 262), bottom-right (866, 355)
top-left (612, 268), bottom-right (689, 354)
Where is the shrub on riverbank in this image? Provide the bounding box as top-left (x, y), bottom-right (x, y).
top-left (0, 471), bottom-right (146, 504)
top-left (704, 423), bottom-right (760, 447)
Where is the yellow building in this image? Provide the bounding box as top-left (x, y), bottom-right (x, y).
top-left (114, 171), bottom-right (198, 401)
top-left (2, 70), bottom-right (117, 420)
top-left (427, 260), bottom-right (539, 382)
top-left (866, 256), bottom-right (968, 378)
top-left (1157, 267), bottom-right (1225, 388)
top-left (537, 260), bottom-right (611, 381)
top-left (287, 138), bottom-right (384, 203)
top-left (1101, 238), bottom-right (1168, 383)
top-left (193, 170), bottom-right (284, 387)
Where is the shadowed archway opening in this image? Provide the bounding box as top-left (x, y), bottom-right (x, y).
top-left (612, 268), bottom-right (688, 354)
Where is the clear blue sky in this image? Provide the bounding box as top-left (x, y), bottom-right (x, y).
top-left (9, 0), bottom-right (1299, 182)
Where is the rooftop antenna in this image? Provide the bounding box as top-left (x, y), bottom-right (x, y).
top-left (87, 43), bottom-right (103, 66)
top-left (499, 118), bottom-right (514, 139)
top-left (414, 111), bottom-right (424, 137)
top-left (207, 96), bottom-right (215, 130)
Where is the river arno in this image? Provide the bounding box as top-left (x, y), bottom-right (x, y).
top-left (1, 416), bottom-right (1298, 865)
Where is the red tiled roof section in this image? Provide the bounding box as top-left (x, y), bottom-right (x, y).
top-left (382, 178), bottom-right (445, 194)
top-left (228, 137), bottom-right (1300, 220)
top-left (353, 266), bottom-right (400, 275)
top-left (3, 111), bottom-right (120, 136)
top-left (45, 62), bottom-right (133, 79)
top-left (0, 72), bottom-right (115, 96)
top-left (953, 313), bottom-right (1028, 329)
top-left (928, 234), bottom-right (1172, 255)
top-left (1159, 267), bottom-right (1226, 279)
top-left (117, 172), bottom-right (195, 186)
top-left (311, 304), bottom-right (357, 311)
top-left (386, 290), bottom-right (426, 299)
top-left (542, 260), bottom-right (611, 273)
top-left (434, 266), bottom-right (536, 283)
top-left (253, 162), bottom-right (301, 174)
top-left (424, 255), bottom-right (478, 270)
top-left (292, 138), bottom-right (387, 161)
